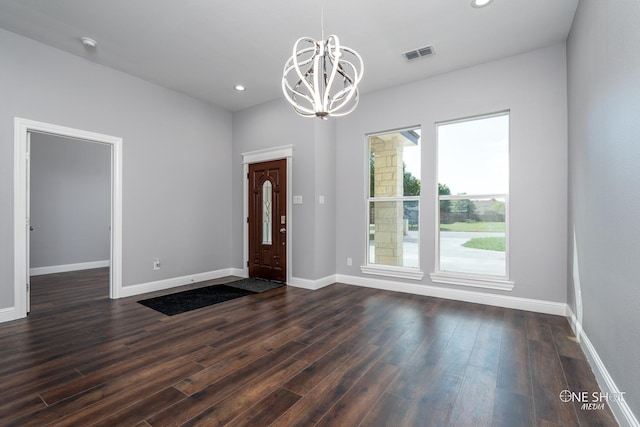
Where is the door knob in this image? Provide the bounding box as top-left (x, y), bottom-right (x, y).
top-left (29, 226), bottom-right (34, 231)
top-left (280, 228), bottom-right (286, 233)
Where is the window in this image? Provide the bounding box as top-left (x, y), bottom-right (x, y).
top-left (365, 127), bottom-right (422, 277)
top-left (262, 180), bottom-right (272, 244)
top-left (435, 112), bottom-right (510, 284)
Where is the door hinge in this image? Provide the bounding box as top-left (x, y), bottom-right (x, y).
top-left (247, 217), bottom-right (249, 223)
top-left (247, 173), bottom-right (249, 179)
top-left (246, 260), bottom-right (249, 267)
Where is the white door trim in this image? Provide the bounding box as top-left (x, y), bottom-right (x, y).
top-left (242, 145), bottom-right (293, 283)
top-left (13, 118), bottom-right (123, 320)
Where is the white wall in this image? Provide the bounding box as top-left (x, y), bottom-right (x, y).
top-left (567, 0), bottom-right (640, 420)
top-left (1, 26), bottom-right (570, 312)
top-left (0, 28), bottom-right (232, 311)
top-left (335, 44), bottom-right (569, 303)
top-left (231, 100), bottom-right (337, 281)
top-left (313, 119), bottom-right (337, 279)
top-left (30, 133), bottom-right (111, 270)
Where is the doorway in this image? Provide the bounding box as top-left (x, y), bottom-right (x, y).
top-left (241, 145), bottom-right (292, 284)
top-left (248, 159), bottom-right (287, 282)
top-left (13, 118), bottom-right (123, 319)
top-left (29, 133), bottom-right (111, 309)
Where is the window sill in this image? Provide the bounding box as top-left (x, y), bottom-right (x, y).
top-left (429, 272), bottom-right (514, 291)
top-left (361, 265), bottom-right (424, 280)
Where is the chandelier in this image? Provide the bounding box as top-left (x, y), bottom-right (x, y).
top-left (282, 26), bottom-right (364, 118)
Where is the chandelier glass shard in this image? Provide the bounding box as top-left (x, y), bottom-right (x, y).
top-left (282, 34), bottom-right (364, 118)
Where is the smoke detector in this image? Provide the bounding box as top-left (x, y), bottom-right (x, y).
top-left (472, 0), bottom-right (493, 8)
top-left (80, 37), bottom-right (97, 48)
top-left (402, 45), bottom-right (435, 62)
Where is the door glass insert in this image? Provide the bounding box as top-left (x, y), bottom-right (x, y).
top-left (262, 180), bottom-right (273, 244)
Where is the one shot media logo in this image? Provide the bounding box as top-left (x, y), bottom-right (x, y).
top-left (559, 390), bottom-right (626, 411)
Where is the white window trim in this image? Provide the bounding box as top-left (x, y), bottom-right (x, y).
top-left (429, 272), bottom-right (514, 291)
top-left (362, 264), bottom-right (424, 280)
top-left (434, 111), bottom-right (513, 290)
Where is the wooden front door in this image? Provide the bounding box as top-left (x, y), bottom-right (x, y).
top-left (248, 159), bottom-right (287, 282)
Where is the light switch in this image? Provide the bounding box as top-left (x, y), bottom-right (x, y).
top-left (293, 195), bottom-right (303, 204)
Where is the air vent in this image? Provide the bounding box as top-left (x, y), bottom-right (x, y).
top-left (402, 45), bottom-right (435, 62)
top-left (404, 50), bottom-right (420, 61)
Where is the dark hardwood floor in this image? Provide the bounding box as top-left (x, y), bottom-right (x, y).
top-left (0, 268), bottom-right (618, 426)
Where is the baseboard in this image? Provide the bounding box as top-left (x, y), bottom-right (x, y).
top-left (335, 274), bottom-right (567, 316)
top-left (230, 268), bottom-right (247, 278)
top-left (0, 306), bottom-right (20, 323)
top-left (567, 308), bottom-right (639, 427)
top-left (288, 274), bottom-right (336, 290)
top-left (120, 268), bottom-right (240, 298)
top-left (30, 260), bottom-right (110, 276)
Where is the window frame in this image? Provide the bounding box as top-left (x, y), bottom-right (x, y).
top-left (431, 111), bottom-right (514, 290)
top-left (362, 126), bottom-right (424, 280)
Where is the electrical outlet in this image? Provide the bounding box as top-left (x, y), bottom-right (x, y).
top-left (153, 258), bottom-right (161, 270)
top-left (347, 257), bottom-right (353, 266)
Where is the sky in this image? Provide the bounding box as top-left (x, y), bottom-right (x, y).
top-left (379, 114), bottom-right (508, 196)
top-left (403, 133), bottom-right (421, 181)
top-left (436, 114), bottom-right (509, 195)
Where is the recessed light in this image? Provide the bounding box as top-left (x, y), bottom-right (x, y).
top-left (471, 0), bottom-right (493, 8)
top-left (80, 37), bottom-right (97, 48)
top-left (234, 84), bottom-right (246, 92)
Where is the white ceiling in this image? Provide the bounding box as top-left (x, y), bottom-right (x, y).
top-left (0, 0), bottom-right (579, 112)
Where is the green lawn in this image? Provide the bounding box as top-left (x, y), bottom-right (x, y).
top-left (440, 221), bottom-right (505, 232)
top-left (462, 237), bottom-right (505, 252)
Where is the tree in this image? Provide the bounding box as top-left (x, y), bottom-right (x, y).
top-left (369, 152), bottom-right (375, 197)
top-left (439, 183), bottom-right (451, 223)
top-left (450, 195), bottom-right (477, 221)
top-left (402, 164), bottom-right (420, 226)
top-left (491, 199), bottom-right (505, 214)
top-left (403, 163), bottom-right (420, 196)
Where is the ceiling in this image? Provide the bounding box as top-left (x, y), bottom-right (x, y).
top-left (0, 0), bottom-right (579, 112)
